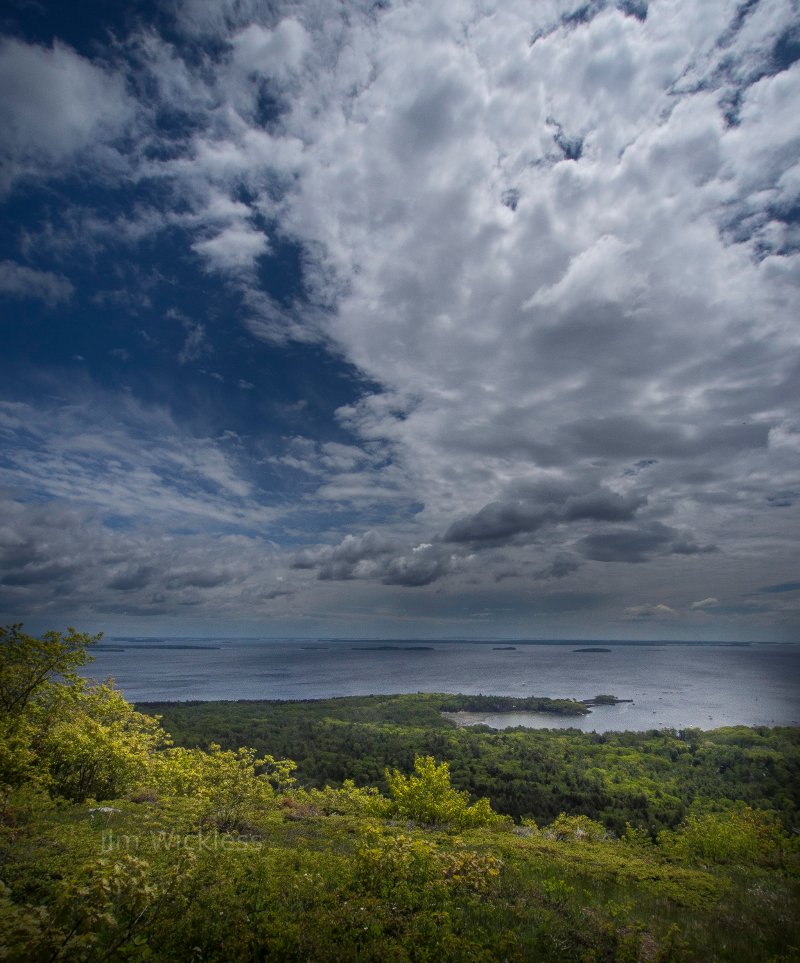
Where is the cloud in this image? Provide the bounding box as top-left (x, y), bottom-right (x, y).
top-left (231, 20), bottom-right (310, 83)
top-left (625, 603), bottom-right (679, 619)
top-left (0, 261), bottom-right (73, 306)
top-left (192, 223), bottom-right (270, 274)
top-left (0, 497), bottom-right (290, 620)
top-left (533, 557), bottom-right (581, 581)
top-left (0, 391), bottom-right (276, 532)
top-left (690, 597), bottom-right (720, 610)
top-left (759, 581), bottom-right (800, 594)
top-left (577, 523), bottom-right (716, 563)
top-left (1, 1), bottom-right (799, 636)
top-left (444, 485), bottom-right (645, 545)
top-left (0, 37), bottom-right (134, 193)
top-left (292, 531), bottom-right (463, 588)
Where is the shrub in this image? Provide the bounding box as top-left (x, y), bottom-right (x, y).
top-left (40, 682), bottom-right (167, 802)
top-left (148, 744), bottom-right (296, 830)
top-left (544, 812), bottom-right (607, 842)
top-left (385, 755), bottom-right (506, 828)
top-left (659, 803), bottom-right (789, 865)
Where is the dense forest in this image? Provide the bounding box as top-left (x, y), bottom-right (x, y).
top-left (1, 626), bottom-right (798, 961)
top-left (146, 693), bottom-right (800, 836)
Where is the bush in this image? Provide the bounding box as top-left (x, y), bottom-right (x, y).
top-left (659, 804), bottom-right (790, 865)
top-left (40, 682), bottom-right (167, 802)
top-left (544, 812), bottom-right (607, 842)
top-left (148, 744), bottom-right (296, 830)
top-left (385, 755), bottom-right (507, 829)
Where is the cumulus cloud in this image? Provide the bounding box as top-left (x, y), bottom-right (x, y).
top-left (292, 531), bottom-right (464, 588)
top-left (231, 19), bottom-right (310, 83)
top-left (0, 37), bottom-right (134, 193)
top-left (192, 223), bottom-right (270, 274)
top-left (444, 485), bottom-right (645, 545)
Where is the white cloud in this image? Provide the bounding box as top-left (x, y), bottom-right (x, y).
top-left (0, 261), bottom-right (73, 305)
top-left (192, 222), bottom-right (270, 273)
top-left (625, 603), bottom-right (679, 619)
top-left (0, 393), bottom-right (275, 531)
top-left (0, 37), bottom-right (134, 193)
top-left (691, 597), bottom-right (720, 610)
top-left (232, 19), bottom-right (310, 82)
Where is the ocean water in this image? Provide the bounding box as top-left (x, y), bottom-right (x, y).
top-left (81, 639), bottom-right (800, 733)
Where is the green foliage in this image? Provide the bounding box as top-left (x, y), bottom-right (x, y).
top-left (146, 696), bottom-right (800, 834)
top-left (1, 626), bottom-right (166, 803)
top-left (0, 624), bottom-right (99, 717)
top-left (300, 779), bottom-right (391, 817)
top-left (544, 812), bottom-right (607, 842)
top-left (1, 627), bottom-right (798, 962)
top-left (148, 744), bottom-right (296, 830)
top-left (386, 755), bottom-right (507, 829)
top-left (438, 693), bottom-right (589, 715)
top-left (659, 803), bottom-right (792, 866)
top-left (0, 851), bottom-right (195, 962)
top-left (39, 682), bottom-right (167, 802)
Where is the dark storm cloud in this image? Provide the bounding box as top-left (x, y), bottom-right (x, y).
top-left (292, 530), bottom-right (396, 580)
top-left (108, 566), bottom-right (154, 591)
top-left (444, 486), bottom-right (645, 545)
top-left (533, 558), bottom-right (581, 581)
top-left (577, 523), bottom-right (716, 563)
top-left (379, 546), bottom-right (455, 587)
top-left (444, 501), bottom-right (550, 544)
top-left (0, 497), bottom-right (288, 621)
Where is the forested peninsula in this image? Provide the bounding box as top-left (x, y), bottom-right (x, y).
top-left (1, 627), bottom-right (798, 961)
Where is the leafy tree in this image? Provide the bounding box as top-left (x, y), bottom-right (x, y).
top-left (39, 681), bottom-right (167, 802)
top-left (0, 624), bottom-right (99, 718)
top-left (149, 744), bottom-right (296, 830)
top-left (0, 625), bottom-right (167, 802)
top-left (386, 755), bottom-right (505, 828)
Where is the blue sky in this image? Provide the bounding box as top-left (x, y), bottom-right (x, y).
top-left (1, 0), bottom-right (799, 640)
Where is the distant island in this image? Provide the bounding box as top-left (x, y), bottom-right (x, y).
top-left (574, 647), bottom-right (612, 653)
top-left (94, 643), bottom-right (221, 651)
top-left (439, 694), bottom-right (590, 715)
top-left (582, 694), bottom-right (634, 706)
top-left (493, 645), bottom-right (517, 650)
top-left (352, 645), bottom-right (435, 651)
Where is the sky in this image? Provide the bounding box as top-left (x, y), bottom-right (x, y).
top-left (1, 0), bottom-right (799, 641)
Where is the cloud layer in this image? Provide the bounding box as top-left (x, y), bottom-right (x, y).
top-left (1, 0), bottom-right (798, 638)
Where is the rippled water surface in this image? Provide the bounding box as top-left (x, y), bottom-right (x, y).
top-left (83, 640), bottom-right (800, 732)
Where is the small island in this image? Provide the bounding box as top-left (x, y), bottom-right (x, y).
top-left (574, 647), bottom-right (612, 653)
top-left (493, 645), bottom-right (517, 650)
top-left (352, 645), bottom-right (435, 651)
top-left (581, 694), bottom-right (634, 706)
top-left (95, 643), bottom-right (222, 651)
top-left (439, 694), bottom-right (590, 716)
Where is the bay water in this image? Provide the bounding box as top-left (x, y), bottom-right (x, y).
top-left (82, 639), bottom-right (800, 733)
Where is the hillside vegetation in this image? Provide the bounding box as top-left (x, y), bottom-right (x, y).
top-left (1, 626), bottom-right (798, 962)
